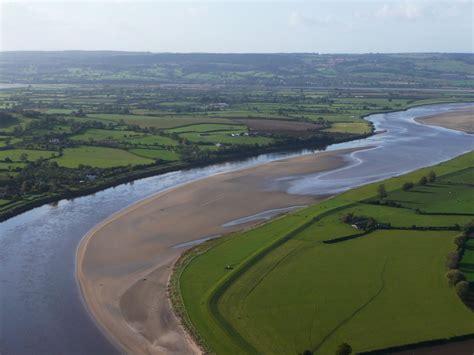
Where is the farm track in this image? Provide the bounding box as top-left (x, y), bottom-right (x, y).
top-left (243, 244), bottom-right (303, 300)
top-left (311, 259), bottom-right (388, 354)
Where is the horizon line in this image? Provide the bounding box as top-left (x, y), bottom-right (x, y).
top-left (1, 50), bottom-right (473, 55)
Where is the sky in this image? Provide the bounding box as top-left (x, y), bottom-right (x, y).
top-left (1, 0), bottom-right (473, 53)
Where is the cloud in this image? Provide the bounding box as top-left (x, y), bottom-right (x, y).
top-left (289, 10), bottom-right (339, 27)
top-left (375, 1), bottom-right (424, 20)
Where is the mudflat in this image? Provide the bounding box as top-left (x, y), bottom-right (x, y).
top-left (415, 109), bottom-right (473, 133)
top-left (76, 147), bottom-right (365, 354)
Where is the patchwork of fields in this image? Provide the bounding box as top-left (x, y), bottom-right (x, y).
top-left (0, 83), bottom-right (472, 223)
top-left (175, 152), bottom-right (474, 354)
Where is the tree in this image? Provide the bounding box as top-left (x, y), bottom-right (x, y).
top-left (377, 184), bottom-right (387, 199)
top-left (455, 281), bottom-right (470, 300)
top-left (20, 153), bottom-right (28, 162)
top-left (454, 235), bottom-right (467, 248)
top-left (465, 219), bottom-right (474, 233)
top-left (428, 170), bottom-right (437, 183)
top-left (366, 218), bottom-right (377, 231)
top-left (20, 181), bottom-right (29, 195)
top-left (446, 269), bottom-right (466, 287)
top-left (418, 176), bottom-right (428, 186)
top-left (336, 342), bottom-right (352, 355)
top-left (446, 251), bottom-right (460, 269)
top-left (341, 213), bottom-right (354, 224)
top-left (402, 182), bottom-right (414, 191)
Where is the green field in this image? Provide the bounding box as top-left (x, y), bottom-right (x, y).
top-left (323, 122), bottom-right (371, 134)
top-left (0, 149), bottom-right (58, 162)
top-left (53, 146), bottom-right (154, 168)
top-left (179, 131), bottom-right (272, 145)
top-left (70, 129), bottom-right (143, 142)
top-left (88, 114), bottom-right (234, 129)
top-left (166, 123), bottom-right (246, 134)
top-left (0, 162), bottom-right (26, 170)
top-left (0, 137), bottom-right (22, 147)
top-left (129, 148), bottom-right (180, 161)
top-left (127, 134), bottom-right (178, 146)
top-left (175, 152), bottom-right (474, 354)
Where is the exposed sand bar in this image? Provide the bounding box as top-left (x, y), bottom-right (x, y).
top-left (76, 147), bottom-right (366, 354)
top-left (415, 108), bottom-right (473, 133)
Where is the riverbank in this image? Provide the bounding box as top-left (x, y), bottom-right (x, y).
top-left (76, 147), bottom-right (366, 354)
top-left (75, 104), bottom-right (474, 355)
top-left (0, 133), bottom-right (367, 223)
top-left (171, 151), bottom-right (474, 354)
top-left (415, 109), bottom-right (473, 133)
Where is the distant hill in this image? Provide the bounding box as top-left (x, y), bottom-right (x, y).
top-left (0, 51), bottom-right (472, 89)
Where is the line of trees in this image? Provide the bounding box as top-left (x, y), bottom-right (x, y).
top-left (445, 221), bottom-right (473, 303)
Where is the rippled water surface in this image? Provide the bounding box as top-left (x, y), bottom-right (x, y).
top-left (0, 103), bottom-right (472, 354)
top-left (278, 103), bottom-right (473, 194)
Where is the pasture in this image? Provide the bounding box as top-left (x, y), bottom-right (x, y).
top-left (179, 131), bottom-right (273, 145)
top-left (70, 129), bottom-right (143, 142)
top-left (87, 113), bottom-right (235, 129)
top-left (0, 149), bottom-right (58, 162)
top-left (127, 135), bottom-right (178, 146)
top-left (176, 151), bottom-right (474, 354)
top-left (53, 147), bottom-right (154, 168)
top-left (129, 148), bottom-right (179, 161)
top-left (323, 122), bottom-right (371, 134)
top-left (166, 123), bottom-right (246, 134)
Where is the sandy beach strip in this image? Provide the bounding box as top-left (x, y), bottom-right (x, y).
top-left (76, 147), bottom-right (367, 355)
top-left (415, 109), bottom-right (473, 133)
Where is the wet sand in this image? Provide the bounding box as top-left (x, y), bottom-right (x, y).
top-left (415, 109), bottom-right (473, 133)
top-left (76, 147), bottom-right (363, 354)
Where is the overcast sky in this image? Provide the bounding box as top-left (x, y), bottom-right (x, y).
top-left (1, 0), bottom-right (472, 53)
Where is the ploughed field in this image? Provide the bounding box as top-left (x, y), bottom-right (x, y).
top-left (174, 152), bottom-right (474, 354)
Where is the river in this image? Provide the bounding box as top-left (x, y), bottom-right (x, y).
top-left (0, 102), bottom-right (472, 354)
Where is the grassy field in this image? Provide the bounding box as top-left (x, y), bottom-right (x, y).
top-left (166, 123), bottom-right (246, 134)
top-left (0, 149), bottom-right (58, 162)
top-left (179, 131), bottom-right (273, 146)
top-left (323, 122), bottom-right (371, 134)
top-left (0, 137), bottom-right (22, 147)
top-left (175, 152), bottom-right (474, 354)
top-left (70, 129), bottom-right (143, 142)
top-left (129, 148), bottom-right (180, 161)
top-left (127, 134), bottom-right (178, 146)
top-left (0, 162), bottom-right (26, 170)
top-left (53, 146), bottom-right (154, 168)
top-left (87, 113), bottom-right (234, 129)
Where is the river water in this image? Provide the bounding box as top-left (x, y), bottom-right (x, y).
top-left (0, 103), bottom-right (472, 354)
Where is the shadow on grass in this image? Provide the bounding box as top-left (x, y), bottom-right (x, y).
top-left (410, 189), bottom-right (434, 194)
top-left (459, 262), bottom-right (474, 272)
